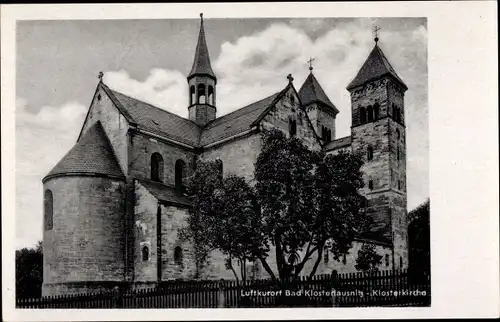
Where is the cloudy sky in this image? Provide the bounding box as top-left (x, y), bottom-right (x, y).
top-left (16, 17), bottom-right (428, 249)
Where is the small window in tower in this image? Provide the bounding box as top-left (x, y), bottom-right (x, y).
top-left (142, 246), bottom-right (149, 261)
top-left (374, 103), bottom-right (380, 120)
top-left (368, 179), bottom-right (374, 190)
top-left (190, 86), bottom-right (195, 105)
top-left (397, 147), bottom-right (400, 161)
top-left (392, 104), bottom-right (397, 120)
top-left (323, 247), bottom-right (329, 264)
top-left (367, 146), bottom-right (374, 161)
top-left (97, 94), bottom-right (102, 101)
top-left (398, 180), bottom-right (401, 190)
top-left (197, 84), bottom-right (206, 104)
top-left (385, 254), bottom-right (389, 267)
top-left (367, 105), bottom-right (374, 122)
top-left (359, 106), bottom-right (366, 124)
top-left (174, 246), bottom-right (183, 266)
top-left (289, 119), bottom-right (297, 136)
top-left (208, 85), bottom-right (214, 105)
top-left (44, 189), bottom-right (53, 231)
top-left (399, 256), bottom-right (403, 268)
top-left (151, 153), bottom-right (164, 182)
top-left (290, 94), bottom-right (295, 105)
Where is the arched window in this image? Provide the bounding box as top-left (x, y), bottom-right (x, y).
top-left (190, 85), bottom-right (195, 105)
top-left (175, 159), bottom-right (186, 189)
top-left (197, 84), bottom-right (206, 104)
top-left (327, 129), bottom-right (332, 142)
top-left (44, 189), bottom-right (53, 231)
top-left (399, 256), bottom-right (403, 268)
top-left (142, 246), bottom-right (149, 261)
top-left (289, 119), bottom-right (297, 136)
top-left (367, 105), bottom-right (374, 122)
top-left (397, 147), bottom-right (400, 161)
top-left (392, 104), bottom-right (397, 120)
top-left (373, 103), bottom-right (380, 120)
top-left (151, 153), bottom-right (164, 182)
top-left (368, 179), bottom-right (374, 190)
top-left (367, 146), bottom-right (374, 161)
top-left (385, 254), bottom-right (390, 267)
top-left (359, 106), bottom-right (366, 123)
top-left (174, 246), bottom-right (183, 266)
top-left (398, 180), bottom-right (402, 190)
top-left (208, 85), bottom-right (214, 105)
top-left (396, 129), bottom-right (400, 139)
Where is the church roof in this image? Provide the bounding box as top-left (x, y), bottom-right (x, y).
top-left (44, 121), bottom-right (124, 182)
top-left (188, 15), bottom-right (216, 80)
top-left (346, 44), bottom-right (407, 91)
top-left (199, 91), bottom-right (282, 146)
top-left (138, 179), bottom-right (192, 207)
top-left (102, 83), bottom-right (201, 147)
top-left (298, 73), bottom-right (339, 114)
top-left (323, 136), bottom-right (352, 151)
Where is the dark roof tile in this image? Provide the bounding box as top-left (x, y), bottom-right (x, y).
top-left (44, 121), bottom-right (124, 181)
top-left (299, 73), bottom-right (339, 114)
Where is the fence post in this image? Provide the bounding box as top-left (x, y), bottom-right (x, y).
top-left (331, 270), bottom-right (338, 307)
top-left (112, 286), bottom-right (121, 308)
top-left (218, 279), bottom-right (225, 308)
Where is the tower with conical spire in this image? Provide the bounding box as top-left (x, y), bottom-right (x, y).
top-left (187, 13), bottom-right (217, 126)
top-left (347, 31), bottom-right (409, 269)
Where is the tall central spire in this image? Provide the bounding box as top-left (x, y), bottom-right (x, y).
top-left (188, 13), bottom-right (216, 81)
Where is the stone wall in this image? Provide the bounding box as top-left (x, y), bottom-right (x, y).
top-left (128, 132), bottom-right (196, 186)
top-left (80, 86), bottom-right (130, 174)
top-left (42, 176), bottom-right (125, 296)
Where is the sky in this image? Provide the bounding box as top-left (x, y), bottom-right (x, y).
top-left (16, 17), bottom-right (428, 249)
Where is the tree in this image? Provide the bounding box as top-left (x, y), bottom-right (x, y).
top-left (182, 128), bottom-right (367, 282)
top-left (408, 199), bottom-right (430, 278)
top-left (16, 241), bottom-right (43, 299)
top-left (355, 243), bottom-right (383, 272)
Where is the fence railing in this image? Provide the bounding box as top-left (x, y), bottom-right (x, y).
top-left (16, 269), bottom-right (430, 308)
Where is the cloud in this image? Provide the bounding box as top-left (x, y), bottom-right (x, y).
top-left (103, 68), bottom-right (188, 118)
top-left (16, 98), bottom-right (87, 249)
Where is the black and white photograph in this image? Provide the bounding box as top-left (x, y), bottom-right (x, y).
top-left (2, 2), bottom-right (498, 320)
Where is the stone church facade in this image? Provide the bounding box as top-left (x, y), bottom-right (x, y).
top-left (41, 16), bottom-right (409, 296)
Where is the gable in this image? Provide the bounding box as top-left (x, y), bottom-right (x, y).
top-left (259, 84), bottom-right (322, 151)
top-left (77, 83), bottom-right (130, 174)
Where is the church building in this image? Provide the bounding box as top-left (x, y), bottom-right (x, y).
top-left (41, 15), bottom-right (409, 296)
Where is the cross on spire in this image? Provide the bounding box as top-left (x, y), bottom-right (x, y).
top-left (200, 13), bottom-right (203, 22)
top-left (373, 25), bottom-right (381, 43)
top-left (98, 71), bottom-right (104, 81)
top-left (307, 57), bottom-right (316, 73)
top-left (287, 74), bottom-right (294, 83)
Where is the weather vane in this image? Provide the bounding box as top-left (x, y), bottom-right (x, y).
top-left (308, 57), bottom-right (316, 73)
top-left (373, 25), bottom-right (381, 43)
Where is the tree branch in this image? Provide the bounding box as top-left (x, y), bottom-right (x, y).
top-left (307, 243), bottom-right (325, 282)
top-left (258, 255), bottom-right (277, 281)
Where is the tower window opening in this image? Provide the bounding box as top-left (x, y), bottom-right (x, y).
top-left (399, 256), bottom-right (403, 268)
top-left (175, 159), bottom-right (186, 190)
top-left (174, 246), bottom-right (183, 266)
top-left (397, 147), bottom-right (400, 161)
top-left (197, 84), bottom-right (206, 104)
top-left (367, 105), bottom-right (374, 122)
top-left (368, 179), bottom-right (374, 190)
top-left (373, 103), bottom-right (380, 120)
top-left (142, 246), bottom-right (149, 261)
top-left (396, 129), bottom-right (401, 139)
top-left (385, 254), bottom-right (389, 267)
top-left (151, 152), bottom-right (164, 182)
top-left (398, 180), bottom-right (401, 190)
top-left (359, 106), bottom-right (366, 124)
top-left (44, 189), bottom-right (53, 231)
top-left (190, 86), bottom-right (195, 105)
top-left (208, 85), bottom-right (214, 105)
top-left (367, 146), bottom-right (374, 161)
top-left (289, 119), bottom-right (297, 136)
top-left (392, 104), bottom-right (397, 121)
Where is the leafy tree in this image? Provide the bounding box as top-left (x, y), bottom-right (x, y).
top-left (355, 243), bottom-right (383, 272)
top-left (16, 241), bottom-right (43, 299)
top-left (408, 199), bottom-right (430, 277)
top-left (182, 128), bottom-right (367, 282)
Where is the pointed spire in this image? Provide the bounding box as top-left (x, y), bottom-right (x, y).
top-left (299, 72), bottom-right (339, 114)
top-left (346, 42), bottom-right (407, 91)
top-left (188, 13), bottom-right (216, 80)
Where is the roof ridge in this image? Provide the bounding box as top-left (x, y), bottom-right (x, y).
top-left (203, 90), bottom-right (281, 129)
top-left (107, 86), bottom-right (198, 126)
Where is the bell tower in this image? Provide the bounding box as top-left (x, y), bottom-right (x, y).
top-left (187, 13), bottom-right (217, 126)
top-left (347, 31), bottom-right (409, 269)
